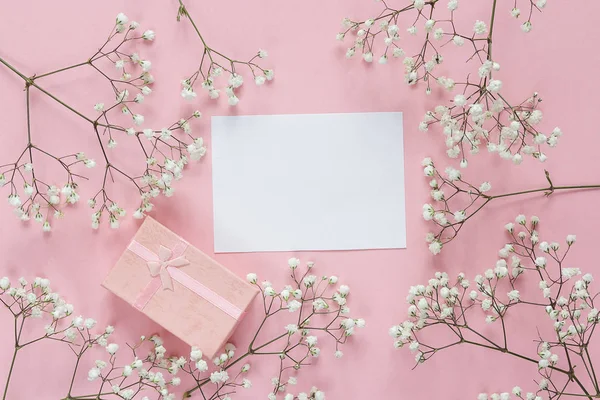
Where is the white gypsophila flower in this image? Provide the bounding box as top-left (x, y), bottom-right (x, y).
top-left (452, 35), bottom-right (464, 46)
top-left (246, 273), bottom-right (257, 284)
top-left (228, 73), bottom-right (244, 88)
top-left (228, 95), bottom-right (239, 106)
top-left (414, 0), bottom-right (425, 10)
top-left (139, 60), bottom-right (151, 72)
top-left (429, 240), bottom-right (442, 255)
top-left (255, 75), bottom-right (266, 85)
top-left (473, 20), bottom-right (487, 35)
top-left (142, 30), bottom-right (155, 40)
top-left (453, 210), bottom-right (466, 222)
top-left (288, 299), bottom-right (301, 312)
top-left (507, 290), bottom-right (520, 301)
top-left (424, 19), bottom-right (435, 32)
top-left (132, 114), bottom-right (144, 125)
top-left (88, 367), bottom-right (101, 381)
top-left (479, 182), bottom-right (492, 193)
top-left (487, 80), bottom-right (502, 92)
top-left (562, 268), bottom-right (581, 280)
top-left (288, 257), bottom-right (300, 269)
top-left (116, 12), bottom-right (128, 25)
top-left (106, 343), bottom-right (119, 355)
top-left (286, 324), bottom-right (299, 335)
top-left (181, 88), bottom-right (197, 101)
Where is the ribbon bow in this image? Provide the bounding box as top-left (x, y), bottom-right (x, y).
top-left (127, 238), bottom-right (244, 319)
top-left (147, 245), bottom-right (190, 291)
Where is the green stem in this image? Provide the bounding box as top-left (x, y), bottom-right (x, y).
top-left (488, 184), bottom-right (600, 200)
top-left (178, 0), bottom-right (209, 50)
top-left (29, 82), bottom-right (94, 124)
top-left (177, 0), bottom-right (236, 62)
top-left (2, 347), bottom-right (18, 400)
top-left (463, 337), bottom-right (594, 398)
top-left (585, 347), bottom-right (600, 393)
top-left (487, 0), bottom-right (498, 61)
top-left (184, 329), bottom-right (291, 396)
top-left (0, 55), bottom-right (94, 124)
top-left (33, 60), bottom-right (91, 80)
top-left (0, 56), bottom-right (28, 80)
top-left (1, 55), bottom-right (125, 135)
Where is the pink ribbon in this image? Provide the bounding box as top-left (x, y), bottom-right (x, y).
top-left (128, 240), bottom-right (243, 320)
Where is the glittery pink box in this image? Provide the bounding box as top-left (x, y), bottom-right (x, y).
top-left (102, 217), bottom-right (258, 358)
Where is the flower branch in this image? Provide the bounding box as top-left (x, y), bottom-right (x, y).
top-left (1, 260), bottom-right (363, 400)
top-left (420, 157), bottom-right (600, 254)
top-left (338, 0), bottom-right (557, 166)
top-left (176, 0), bottom-right (273, 106)
top-left (0, 13), bottom-right (207, 231)
top-left (182, 259), bottom-right (364, 400)
top-left (391, 216), bottom-right (598, 399)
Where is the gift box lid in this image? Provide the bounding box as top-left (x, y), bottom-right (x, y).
top-left (102, 217), bottom-right (259, 358)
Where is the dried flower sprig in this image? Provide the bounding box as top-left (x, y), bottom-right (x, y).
top-left (338, 0), bottom-right (558, 166)
top-left (176, 0), bottom-right (274, 106)
top-left (1, 260), bottom-right (363, 399)
top-left (0, 12), bottom-right (206, 231)
top-left (182, 258), bottom-right (364, 399)
top-left (419, 157), bottom-right (600, 254)
top-left (390, 216), bottom-right (600, 399)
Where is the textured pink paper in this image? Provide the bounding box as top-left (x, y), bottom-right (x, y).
top-left (102, 217), bottom-right (258, 358)
top-left (1, 1), bottom-right (600, 399)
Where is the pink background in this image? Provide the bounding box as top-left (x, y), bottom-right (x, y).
top-left (1, 0), bottom-right (600, 399)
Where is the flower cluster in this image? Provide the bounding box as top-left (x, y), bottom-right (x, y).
top-left (0, 12), bottom-right (207, 231)
top-left (84, 337), bottom-right (255, 400)
top-left (177, 1), bottom-right (273, 106)
top-left (420, 157), bottom-right (496, 254)
top-left (84, 335), bottom-right (191, 400)
top-left (338, 0), bottom-right (559, 166)
top-left (390, 217), bottom-right (599, 399)
top-left (1, 260), bottom-right (363, 399)
top-left (0, 276), bottom-right (196, 399)
top-left (236, 259), bottom-right (364, 399)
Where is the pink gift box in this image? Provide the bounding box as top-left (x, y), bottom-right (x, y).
top-left (102, 217), bottom-right (259, 358)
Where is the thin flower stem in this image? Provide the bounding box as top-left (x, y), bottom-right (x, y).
top-left (2, 316), bottom-right (21, 400)
top-left (585, 347), bottom-right (600, 393)
top-left (2, 347), bottom-right (18, 400)
top-left (177, 0), bottom-right (237, 63)
top-left (183, 330), bottom-right (290, 397)
top-left (93, 126), bottom-right (110, 165)
top-left (431, 167), bottom-right (600, 247)
top-left (67, 352), bottom-right (84, 398)
top-left (0, 56), bottom-right (28, 81)
top-left (178, 1), bottom-right (211, 53)
top-left (0, 55), bottom-right (107, 127)
top-left (33, 60), bottom-right (91, 80)
top-left (488, 184), bottom-right (600, 200)
top-left (464, 337), bottom-right (593, 398)
top-left (27, 81), bottom-right (94, 124)
top-left (487, 0), bottom-right (498, 61)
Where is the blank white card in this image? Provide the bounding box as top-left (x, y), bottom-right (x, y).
top-left (211, 112), bottom-right (406, 253)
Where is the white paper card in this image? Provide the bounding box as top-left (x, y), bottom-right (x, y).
top-left (211, 112), bottom-right (406, 253)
